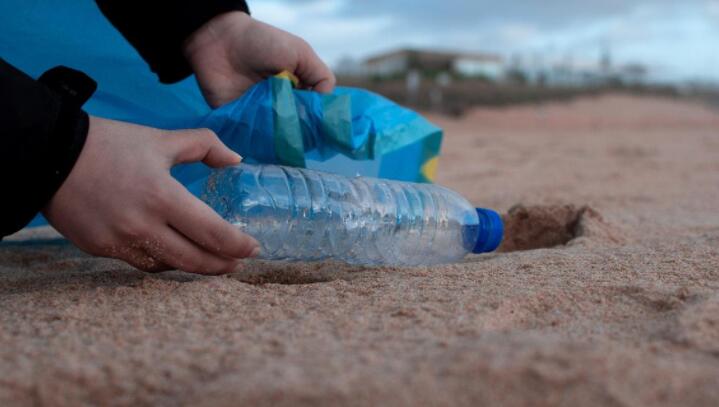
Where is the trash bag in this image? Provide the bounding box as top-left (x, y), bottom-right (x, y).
top-left (174, 76), bottom-right (443, 193)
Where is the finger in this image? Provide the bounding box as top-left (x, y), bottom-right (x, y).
top-left (166, 128), bottom-right (242, 168)
top-left (165, 181), bottom-right (261, 259)
top-left (142, 226), bottom-right (241, 275)
top-left (294, 42), bottom-right (336, 93)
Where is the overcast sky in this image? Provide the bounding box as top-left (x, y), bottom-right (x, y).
top-left (251, 0), bottom-right (719, 83)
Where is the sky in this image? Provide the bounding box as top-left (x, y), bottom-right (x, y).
top-left (251, 0), bottom-right (719, 84)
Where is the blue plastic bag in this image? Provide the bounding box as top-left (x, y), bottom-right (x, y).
top-left (175, 76), bottom-right (443, 193)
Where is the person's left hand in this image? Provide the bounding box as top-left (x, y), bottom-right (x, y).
top-left (184, 11), bottom-right (336, 108)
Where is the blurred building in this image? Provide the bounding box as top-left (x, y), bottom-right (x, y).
top-left (363, 48), bottom-right (504, 80)
top-left (452, 54), bottom-right (504, 79)
top-left (360, 48), bottom-right (649, 88)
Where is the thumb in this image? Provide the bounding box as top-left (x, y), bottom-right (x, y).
top-left (168, 128), bottom-right (242, 168)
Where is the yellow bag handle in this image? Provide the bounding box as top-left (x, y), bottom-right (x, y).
top-left (274, 70), bottom-right (299, 88)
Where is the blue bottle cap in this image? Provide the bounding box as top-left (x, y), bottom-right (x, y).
top-left (473, 208), bottom-right (504, 253)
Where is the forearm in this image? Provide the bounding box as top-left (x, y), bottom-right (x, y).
top-left (95, 0), bottom-right (250, 84)
top-left (0, 59), bottom-right (92, 237)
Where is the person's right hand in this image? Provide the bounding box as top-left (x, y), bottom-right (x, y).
top-left (42, 116), bottom-right (260, 275)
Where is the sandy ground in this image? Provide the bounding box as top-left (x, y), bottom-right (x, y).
top-left (2, 94), bottom-right (719, 406)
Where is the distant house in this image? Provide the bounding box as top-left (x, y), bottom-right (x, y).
top-left (452, 54), bottom-right (504, 79)
top-left (363, 48), bottom-right (504, 80)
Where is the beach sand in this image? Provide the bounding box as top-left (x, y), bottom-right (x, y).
top-left (2, 94), bottom-right (719, 406)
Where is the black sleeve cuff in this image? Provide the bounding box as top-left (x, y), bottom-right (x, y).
top-left (0, 60), bottom-right (92, 237)
top-left (96, 0), bottom-right (250, 84)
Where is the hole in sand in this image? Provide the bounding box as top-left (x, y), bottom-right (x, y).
top-left (498, 204), bottom-right (615, 252)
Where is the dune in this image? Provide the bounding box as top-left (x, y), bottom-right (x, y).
top-left (2, 93), bottom-right (719, 406)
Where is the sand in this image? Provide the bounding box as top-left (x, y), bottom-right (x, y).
top-left (2, 93), bottom-right (719, 406)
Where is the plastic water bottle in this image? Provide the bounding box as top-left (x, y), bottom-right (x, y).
top-left (201, 164), bottom-right (503, 266)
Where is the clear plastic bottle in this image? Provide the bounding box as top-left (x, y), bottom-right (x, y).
top-left (202, 164), bottom-right (503, 266)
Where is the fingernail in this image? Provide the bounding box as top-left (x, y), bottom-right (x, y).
top-left (250, 246), bottom-right (261, 258)
top-left (234, 152), bottom-right (243, 163)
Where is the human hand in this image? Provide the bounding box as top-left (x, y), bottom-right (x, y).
top-left (184, 11), bottom-right (336, 108)
top-left (43, 116), bottom-right (260, 275)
